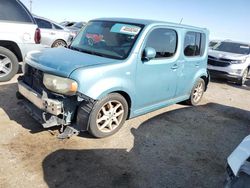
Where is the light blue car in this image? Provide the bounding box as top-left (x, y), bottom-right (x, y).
top-left (17, 18), bottom-right (210, 138)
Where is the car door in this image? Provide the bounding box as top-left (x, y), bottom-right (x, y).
top-left (135, 27), bottom-right (180, 112)
top-left (175, 31), bottom-right (206, 97)
top-left (35, 18), bottom-right (55, 46)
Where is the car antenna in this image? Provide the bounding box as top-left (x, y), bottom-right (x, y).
top-left (179, 18), bottom-right (183, 24)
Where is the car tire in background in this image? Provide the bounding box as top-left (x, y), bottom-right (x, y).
top-left (88, 93), bottom-right (128, 138)
top-left (236, 68), bottom-right (248, 86)
top-left (51, 39), bottom-right (67, 48)
top-left (186, 78), bottom-right (205, 106)
top-left (0, 46), bottom-right (19, 82)
top-left (225, 173), bottom-right (250, 188)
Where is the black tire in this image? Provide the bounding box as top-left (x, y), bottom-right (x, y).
top-left (225, 173), bottom-right (250, 188)
top-left (0, 46), bottom-right (19, 82)
top-left (236, 68), bottom-right (248, 86)
top-left (51, 40), bottom-right (67, 48)
top-left (88, 93), bottom-right (128, 138)
top-left (186, 78), bottom-right (205, 106)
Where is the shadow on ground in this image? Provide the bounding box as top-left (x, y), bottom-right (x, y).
top-left (0, 82), bottom-right (45, 133)
top-left (42, 103), bottom-right (250, 188)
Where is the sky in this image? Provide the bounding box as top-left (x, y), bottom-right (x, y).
top-left (21, 0), bottom-right (250, 42)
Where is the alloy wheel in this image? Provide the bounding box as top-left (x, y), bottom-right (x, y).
top-left (0, 54), bottom-right (12, 78)
top-left (192, 81), bottom-right (204, 103)
top-left (96, 100), bottom-right (124, 133)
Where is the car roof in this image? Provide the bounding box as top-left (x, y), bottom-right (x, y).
top-left (90, 17), bottom-right (208, 32)
top-left (221, 40), bottom-right (250, 46)
top-left (33, 15), bottom-right (65, 28)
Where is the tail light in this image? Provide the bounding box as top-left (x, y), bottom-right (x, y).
top-left (34, 28), bottom-right (41, 44)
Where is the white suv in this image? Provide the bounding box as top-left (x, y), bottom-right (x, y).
top-left (208, 41), bottom-right (250, 85)
top-left (0, 0), bottom-right (45, 81)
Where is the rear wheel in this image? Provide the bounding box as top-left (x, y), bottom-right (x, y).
top-left (51, 40), bottom-right (67, 48)
top-left (0, 47), bottom-right (19, 82)
top-left (186, 78), bottom-right (205, 106)
top-left (88, 93), bottom-right (128, 138)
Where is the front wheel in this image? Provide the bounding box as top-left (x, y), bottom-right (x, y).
top-left (236, 68), bottom-right (248, 86)
top-left (88, 93), bottom-right (128, 138)
top-left (186, 78), bottom-right (205, 106)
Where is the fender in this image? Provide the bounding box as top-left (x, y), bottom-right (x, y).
top-left (189, 67), bottom-right (209, 93)
top-left (228, 135), bottom-right (250, 176)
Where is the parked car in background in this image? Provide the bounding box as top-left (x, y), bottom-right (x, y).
top-left (67, 21), bottom-right (87, 36)
top-left (60, 21), bottom-right (75, 27)
top-left (208, 41), bottom-right (250, 85)
top-left (0, 0), bottom-right (44, 82)
top-left (34, 16), bottom-right (74, 47)
top-left (17, 18), bottom-right (209, 138)
top-left (225, 135), bottom-right (250, 188)
top-left (209, 40), bottom-right (221, 49)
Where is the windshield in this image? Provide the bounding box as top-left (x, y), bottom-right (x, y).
top-left (72, 22), bottom-right (85, 29)
top-left (213, 42), bottom-right (250, 55)
top-left (70, 21), bottom-right (144, 60)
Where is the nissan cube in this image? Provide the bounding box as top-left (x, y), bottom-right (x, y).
top-left (17, 18), bottom-right (209, 138)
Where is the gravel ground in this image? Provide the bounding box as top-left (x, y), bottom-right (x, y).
top-left (0, 75), bottom-right (249, 188)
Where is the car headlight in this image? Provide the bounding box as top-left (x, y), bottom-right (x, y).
top-left (43, 73), bottom-right (78, 96)
top-left (231, 59), bottom-right (246, 64)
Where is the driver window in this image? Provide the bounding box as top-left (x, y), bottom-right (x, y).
top-left (145, 28), bottom-right (177, 59)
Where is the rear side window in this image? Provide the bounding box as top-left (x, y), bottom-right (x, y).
top-left (53, 24), bottom-right (63, 30)
top-left (35, 18), bottom-right (53, 29)
top-left (184, 32), bottom-right (206, 57)
top-left (0, 0), bottom-right (33, 23)
top-left (145, 28), bottom-right (177, 59)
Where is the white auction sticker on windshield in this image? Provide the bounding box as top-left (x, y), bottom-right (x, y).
top-left (240, 46), bottom-right (249, 49)
top-left (111, 24), bottom-right (141, 35)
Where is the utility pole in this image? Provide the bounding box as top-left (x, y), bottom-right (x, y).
top-left (29, 0), bottom-right (33, 13)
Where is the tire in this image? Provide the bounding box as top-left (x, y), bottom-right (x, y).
top-left (0, 47), bottom-right (19, 82)
top-left (51, 40), bottom-right (67, 48)
top-left (186, 78), bottom-right (205, 106)
top-left (225, 173), bottom-right (250, 188)
top-left (88, 93), bottom-right (128, 138)
top-left (236, 68), bottom-right (248, 86)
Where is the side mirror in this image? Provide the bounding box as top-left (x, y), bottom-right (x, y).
top-left (143, 47), bottom-right (156, 61)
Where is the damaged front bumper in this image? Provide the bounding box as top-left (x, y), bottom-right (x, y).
top-left (17, 78), bottom-right (78, 129)
top-left (18, 80), bottom-right (63, 116)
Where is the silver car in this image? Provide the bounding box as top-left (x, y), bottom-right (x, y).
top-left (208, 41), bottom-right (250, 85)
top-left (225, 135), bottom-right (250, 187)
top-left (34, 16), bottom-right (74, 48)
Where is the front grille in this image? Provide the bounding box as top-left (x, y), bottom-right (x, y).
top-left (208, 58), bottom-right (231, 67)
top-left (23, 64), bottom-right (44, 94)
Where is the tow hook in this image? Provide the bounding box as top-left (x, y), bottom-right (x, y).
top-left (57, 125), bottom-right (80, 139)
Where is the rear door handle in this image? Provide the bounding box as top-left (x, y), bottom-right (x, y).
top-left (50, 32), bottom-right (56, 35)
top-left (171, 64), bottom-right (178, 70)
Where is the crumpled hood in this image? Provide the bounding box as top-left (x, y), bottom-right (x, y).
top-left (208, 49), bottom-right (248, 61)
top-left (25, 47), bottom-right (118, 77)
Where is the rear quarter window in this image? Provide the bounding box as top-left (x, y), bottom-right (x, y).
top-left (0, 0), bottom-right (34, 23)
top-left (35, 18), bottom-right (53, 29)
top-left (184, 31), bottom-right (206, 57)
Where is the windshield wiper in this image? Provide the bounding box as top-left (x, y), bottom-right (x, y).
top-left (72, 47), bottom-right (105, 57)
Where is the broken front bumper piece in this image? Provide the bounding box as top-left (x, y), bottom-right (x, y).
top-left (17, 80), bottom-right (74, 130)
top-left (18, 81), bottom-right (63, 116)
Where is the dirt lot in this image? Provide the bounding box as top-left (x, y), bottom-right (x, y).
top-left (0, 75), bottom-right (249, 188)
